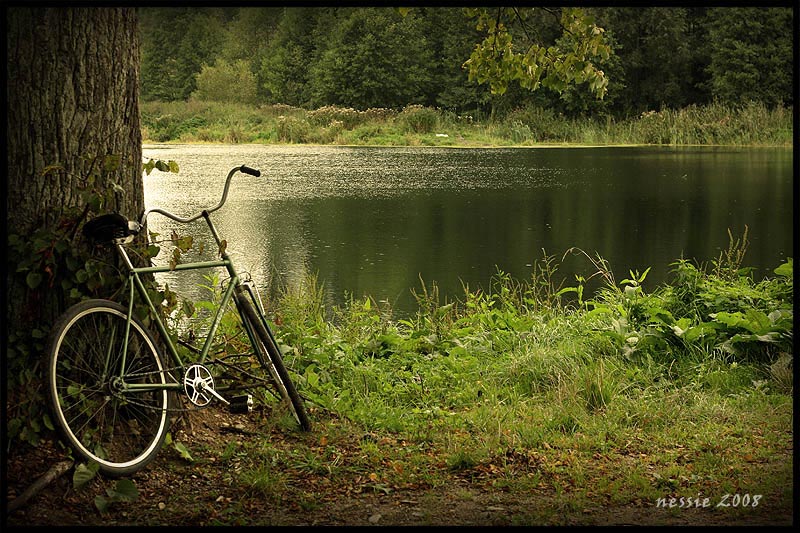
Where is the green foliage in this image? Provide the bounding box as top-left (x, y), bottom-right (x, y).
top-left (141, 99), bottom-right (793, 147)
top-left (140, 235), bottom-right (792, 517)
top-left (275, 114), bottom-right (311, 143)
top-left (398, 105), bottom-right (439, 134)
top-left (258, 7), bottom-right (324, 107)
top-left (5, 156), bottom-right (180, 450)
top-left (70, 460), bottom-right (139, 514)
top-left (463, 7), bottom-right (611, 98)
top-left (590, 7), bottom-right (696, 116)
top-left (138, 7), bottom-right (793, 121)
top-left (72, 461), bottom-right (100, 489)
top-left (706, 7), bottom-right (793, 107)
top-left (192, 59), bottom-right (258, 104)
top-left (199, 230), bottom-right (788, 439)
top-left (165, 432), bottom-right (195, 463)
top-left (308, 7), bottom-right (436, 109)
top-left (143, 158), bottom-right (180, 175)
top-left (140, 8), bottom-right (230, 101)
top-left (94, 479), bottom-right (140, 514)
top-left (581, 237), bottom-right (793, 366)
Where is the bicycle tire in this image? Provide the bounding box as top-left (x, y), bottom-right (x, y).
top-left (45, 299), bottom-right (172, 477)
top-left (236, 293), bottom-right (311, 431)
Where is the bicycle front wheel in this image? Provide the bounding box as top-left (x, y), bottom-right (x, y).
top-left (236, 293), bottom-right (311, 431)
top-left (45, 299), bottom-right (171, 477)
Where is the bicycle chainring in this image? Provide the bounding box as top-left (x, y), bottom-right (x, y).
top-left (183, 364), bottom-right (216, 407)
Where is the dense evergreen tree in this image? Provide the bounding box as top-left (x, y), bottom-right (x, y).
top-left (706, 7), bottom-right (793, 107)
top-left (140, 8), bottom-right (229, 100)
top-left (424, 8), bottom-right (494, 114)
top-left (259, 7), bottom-right (328, 106)
top-left (137, 6), bottom-right (794, 115)
top-left (308, 8), bottom-right (436, 109)
top-left (590, 7), bottom-right (695, 116)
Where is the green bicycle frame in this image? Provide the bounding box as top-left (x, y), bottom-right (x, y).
top-left (112, 210), bottom-right (253, 395)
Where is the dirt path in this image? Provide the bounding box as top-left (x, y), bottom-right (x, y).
top-left (4, 407), bottom-right (793, 527)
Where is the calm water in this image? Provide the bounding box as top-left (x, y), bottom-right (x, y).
top-left (142, 144), bottom-right (793, 317)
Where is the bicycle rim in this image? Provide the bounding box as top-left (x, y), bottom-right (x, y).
top-left (46, 300), bottom-right (171, 476)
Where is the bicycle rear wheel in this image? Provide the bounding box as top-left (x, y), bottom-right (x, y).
top-left (45, 299), bottom-right (172, 477)
top-left (234, 291), bottom-right (311, 431)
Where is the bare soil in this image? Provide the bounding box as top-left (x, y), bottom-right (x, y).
top-left (4, 406), bottom-right (794, 527)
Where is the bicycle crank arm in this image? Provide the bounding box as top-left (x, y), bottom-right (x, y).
top-left (199, 381), bottom-right (230, 405)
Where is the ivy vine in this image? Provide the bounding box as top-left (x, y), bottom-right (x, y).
top-left (5, 155), bottom-right (180, 449)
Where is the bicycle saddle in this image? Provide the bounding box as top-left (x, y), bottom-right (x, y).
top-left (83, 213), bottom-right (141, 244)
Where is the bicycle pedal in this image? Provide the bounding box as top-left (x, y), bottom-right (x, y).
top-left (228, 394), bottom-right (253, 414)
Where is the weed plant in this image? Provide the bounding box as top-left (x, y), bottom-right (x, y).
top-left (176, 229), bottom-right (792, 514)
top-left (142, 100), bottom-right (793, 147)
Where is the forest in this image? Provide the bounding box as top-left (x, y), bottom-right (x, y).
top-left (139, 6), bottom-right (794, 119)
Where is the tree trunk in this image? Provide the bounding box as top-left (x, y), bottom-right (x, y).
top-left (6, 7), bottom-right (143, 327)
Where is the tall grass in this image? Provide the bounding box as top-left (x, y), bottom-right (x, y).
top-left (202, 236), bottom-right (792, 437)
top-left (175, 238), bottom-right (793, 518)
top-left (141, 100), bottom-right (793, 147)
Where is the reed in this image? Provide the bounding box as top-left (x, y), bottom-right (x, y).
top-left (141, 100), bottom-right (793, 147)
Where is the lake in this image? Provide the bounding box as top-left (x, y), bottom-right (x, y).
top-left (142, 144), bottom-right (793, 317)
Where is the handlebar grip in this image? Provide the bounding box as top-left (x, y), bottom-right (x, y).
top-left (240, 165), bottom-right (261, 177)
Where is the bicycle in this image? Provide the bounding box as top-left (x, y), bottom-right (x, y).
top-left (45, 165), bottom-right (311, 477)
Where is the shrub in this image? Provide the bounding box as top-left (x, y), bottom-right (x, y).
top-left (276, 115), bottom-right (310, 143)
top-left (307, 106), bottom-right (363, 129)
top-left (399, 104), bottom-right (439, 134)
top-left (192, 59), bottom-right (258, 105)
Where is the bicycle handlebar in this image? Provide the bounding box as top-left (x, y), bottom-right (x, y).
top-left (140, 165), bottom-right (260, 226)
top-left (239, 165), bottom-right (261, 177)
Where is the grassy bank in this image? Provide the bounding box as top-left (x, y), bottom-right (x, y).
top-left (141, 100), bottom-right (794, 147)
top-left (166, 239), bottom-right (793, 523)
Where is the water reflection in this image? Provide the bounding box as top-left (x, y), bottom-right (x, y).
top-left (143, 144), bottom-right (793, 317)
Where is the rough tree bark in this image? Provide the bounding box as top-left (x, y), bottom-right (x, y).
top-left (6, 7), bottom-right (144, 327)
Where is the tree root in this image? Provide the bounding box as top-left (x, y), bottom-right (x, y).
top-left (6, 460), bottom-right (74, 514)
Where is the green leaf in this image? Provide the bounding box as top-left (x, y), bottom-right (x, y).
top-left (94, 495), bottom-right (109, 514)
top-left (711, 311), bottom-right (744, 328)
top-left (182, 299), bottom-right (196, 318)
top-left (43, 413), bottom-right (55, 431)
top-left (73, 461), bottom-right (99, 489)
top-left (306, 368), bottom-right (320, 387)
top-left (742, 309), bottom-right (771, 334)
top-left (109, 479), bottom-right (139, 502)
top-left (774, 259), bottom-right (793, 278)
top-left (671, 317), bottom-right (693, 337)
top-left (26, 271), bottom-right (42, 289)
top-left (174, 441), bottom-right (194, 462)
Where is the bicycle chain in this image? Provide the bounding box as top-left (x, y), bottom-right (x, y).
top-left (111, 362), bottom-right (202, 413)
top-left (112, 358), bottom-right (276, 413)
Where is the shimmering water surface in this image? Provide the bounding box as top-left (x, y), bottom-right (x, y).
top-left (143, 144), bottom-right (793, 316)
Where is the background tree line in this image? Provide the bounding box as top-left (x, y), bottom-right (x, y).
top-left (139, 6), bottom-right (794, 119)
